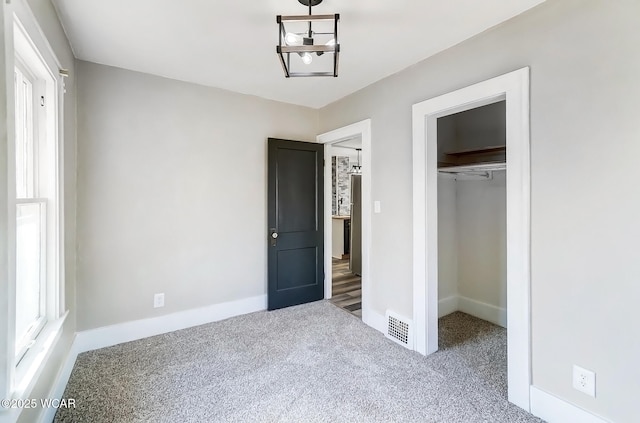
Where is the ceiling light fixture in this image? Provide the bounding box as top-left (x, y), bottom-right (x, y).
top-left (276, 0), bottom-right (340, 78)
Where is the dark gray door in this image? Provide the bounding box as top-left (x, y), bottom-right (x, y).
top-left (268, 138), bottom-right (324, 310)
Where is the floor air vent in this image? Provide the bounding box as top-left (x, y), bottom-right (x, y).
top-left (385, 310), bottom-right (413, 349)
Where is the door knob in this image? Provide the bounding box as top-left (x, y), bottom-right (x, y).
top-left (271, 232), bottom-right (278, 239)
top-left (270, 228), bottom-right (278, 246)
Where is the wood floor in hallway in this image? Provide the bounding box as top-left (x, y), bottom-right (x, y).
top-left (329, 258), bottom-right (362, 318)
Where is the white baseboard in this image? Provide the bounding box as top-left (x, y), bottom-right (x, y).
top-left (435, 295), bottom-right (506, 328)
top-left (39, 295), bottom-right (267, 423)
top-left (438, 295), bottom-right (459, 317)
top-left (366, 309), bottom-right (387, 335)
top-left (457, 295), bottom-right (506, 328)
top-left (74, 295), bottom-right (267, 353)
top-left (530, 386), bottom-right (610, 423)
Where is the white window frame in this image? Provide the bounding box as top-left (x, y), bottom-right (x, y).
top-left (13, 53), bottom-right (50, 366)
top-left (1, 0), bottom-right (67, 415)
top-left (13, 60), bottom-right (38, 200)
top-left (14, 200), bottom-right (48, 364)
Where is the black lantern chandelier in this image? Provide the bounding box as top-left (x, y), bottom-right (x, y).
top-left (276, 0), bottom-right (340, 77)
top-left (350, 148), bottom-right (362, 174)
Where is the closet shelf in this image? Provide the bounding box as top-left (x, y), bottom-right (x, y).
top-left (444, 145), bottom-right (506, 156)
top-left (438, 161), bottom-right (506, 174)
top-left (439, 144), bottom-right (506, 176)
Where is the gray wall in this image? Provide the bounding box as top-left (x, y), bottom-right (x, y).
top-left (437, 176), bottom-right (457, 300)
top-left (76, 61), bottom-right (318, 330)
top-left (319, 0), bottom-right (640, 421)
top-left (437, 173), bottom-right (507, 310)
top-left (456, 173), bottom-right (506, 308)
top-left (438, 101), bottom-right (506, 153)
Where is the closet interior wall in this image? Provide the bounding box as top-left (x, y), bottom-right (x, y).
top-left (437, 101), bottom-right (507, 326)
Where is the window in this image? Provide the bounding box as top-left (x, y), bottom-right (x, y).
top-left (5, 7), bottom-right (66, 401)
top-left (14, 58), bottom-right (48, 364)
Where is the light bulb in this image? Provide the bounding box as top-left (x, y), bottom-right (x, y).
top-left (284, 32), bottom-right (302, 45)
top-left (300, 52), bottom-right (313, 65)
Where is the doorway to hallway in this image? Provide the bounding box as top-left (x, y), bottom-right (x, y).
top-left (317, 119), bottom-right (372, 325)
top-left (329, 258), bottom-right (362, 317)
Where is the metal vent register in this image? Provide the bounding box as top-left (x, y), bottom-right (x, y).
top-left (385, 311), bottom-right (413, 348)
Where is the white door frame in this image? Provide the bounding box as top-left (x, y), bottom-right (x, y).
top-left (317, 119), bottom-right (372, 325)
top-left (412, 68), bottom-right (531, 411)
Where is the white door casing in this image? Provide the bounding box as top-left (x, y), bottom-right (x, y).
top-left (317, 120), bottom-right (372, 325)
top-left (411, 68), bottom-right (531, 410)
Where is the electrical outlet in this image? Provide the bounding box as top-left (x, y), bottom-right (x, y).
top-left (573, 365), bottom-right (596, 397)
top-left (153, 293), bottom-right (165, 308)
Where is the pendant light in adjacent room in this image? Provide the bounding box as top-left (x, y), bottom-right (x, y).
top-left (350, 148), bottom-right (362, 174)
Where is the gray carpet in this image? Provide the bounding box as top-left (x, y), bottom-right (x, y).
top-left (55, 301), bottom-right (543, 423)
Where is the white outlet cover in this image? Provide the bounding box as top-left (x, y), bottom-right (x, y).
top-left (374, 201), bottom-right (381, 214)
top-left (572, 365), bottom-right (596, 397)
top-left (154, 293), bottom-right (165, 308)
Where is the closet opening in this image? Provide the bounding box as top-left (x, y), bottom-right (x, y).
top-left (413, 68), bottom-right (530, 409)
top-left (437, 100), bottom-right (509, 397)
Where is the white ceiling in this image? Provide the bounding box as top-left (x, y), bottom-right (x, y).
top-left (52, 0), bottom-right (545, 109)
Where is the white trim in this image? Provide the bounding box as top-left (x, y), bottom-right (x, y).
top-left (317, 120), bottom-right (372, 325)
top-left (5, 313), bottom-right (67, 422)
top-left (1, 2), bottom-right (67, 418)
top-left (437, 296), bottom-right (459, 318)
top-left (2, 3), bottom-right (18, 407)
top-left (13, 312), bottom-right (67, 398)
top-left (530, 386), bottom-right (610, 423)
top-left (10, 0), bottom-right (63, 73)
top-left (367, 309), bottom-right (386, 335)
top-left (457, 296), bottom-right (506, 328)
top-left (14, 11), bottom-right (65, 323)
top-left (437, 295), bottom-right (506, 327)
top-left (74, 295), bottom-right (267, 353)
top-left (39, 338), bottom-right (80, 423)
top-left (412, 67), bottom-right (531, 410)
